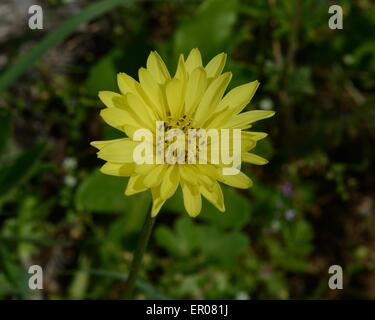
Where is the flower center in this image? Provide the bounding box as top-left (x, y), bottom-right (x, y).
top-left (155, 115), bottom-right (203, 164)
top-left (164, 115), bottom-right (193, 134)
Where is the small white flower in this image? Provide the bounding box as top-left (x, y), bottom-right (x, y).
top-left (62, 157), bottom-right (77, 170)
top-left (285, 208), bottom-right (296, 221)
top-left (343, 54), bottom-right (354, 66)
top-left (64, 175), bottom-right (77, 187)
top-left (259, 97), bottom-right (274, 110)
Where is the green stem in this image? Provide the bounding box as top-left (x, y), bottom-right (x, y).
top-left (124, 210), bottom-right (155, 299)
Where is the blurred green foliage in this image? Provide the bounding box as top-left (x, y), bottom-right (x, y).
top-left (0, 0), bottom-right (374, 299)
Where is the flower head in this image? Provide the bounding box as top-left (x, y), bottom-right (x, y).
top-left (91, 48), bottom-right (274, 217)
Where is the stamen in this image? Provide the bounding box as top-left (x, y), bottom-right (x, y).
top-left (162, 115), bottom-right (203, 164)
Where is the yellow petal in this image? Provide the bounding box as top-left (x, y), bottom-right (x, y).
top-left (242, 152), bottom-right (269, 165)
top-left (125, 174), bottom-right (148, 195)
top-left (113, 94), bottom-right (157, 130)
top-left (100, 107), bottom-right (139, 130)
top-left (185, 48), bottom-right (203, 74)
top-left (205, 130), bottom-right (256, 152)
top-left (174, 54), bottom-right (187, 81)
top-left (166, 78), bottom-right (184, 119)
top-left (199, 180), bottom-right (225, 212)
top-left (217, 80), bottom-right (259, 113)
top-left (117, 73), bottom-right (138, 95)
top-left (224, 110), bottom-right (275, 128)
top-left (134, 163), bottom-right (157, 175)
top-left (122, 125), bottom-right (140, 139)
top-left (179, 165), bottom-right (199, 184)
top-left (160, 165), bottom-right (180, 199)
top-left (151, 187), bottom-right (166, 217)
top-left (90, 138), bottom-right (125, 150)
top-left (217, 171), bottom-right (253, 189)
top-left (198, 130), bottom-right (255, 152)
top-left (98, 91), bottom-right (123, 108)
top-left (196, 164), bottom-right (219, 180)
top-left (241, 136), bottom-right (257, 152)
top-left (118, 73), bottom-right (159, 121)
top-left (184, 67), bottom-right (207, 116)
top-left (126, 93), bottom-right (156, 130)
top-left (242, 131), bottom-right (268, 141)
top-left (146, 51), bottom-right (171, 84)
top-left (203, 106), bottom-right (232, 129)
top-left (100, 162), bottom-right (135, 176)
top-left (97, 139), bottom-right (139, 163)
top-left (193, 72), bottom-right (232, 126)
top-left (205, 52), bottom-right (227, 79)
top-left (143, 164), bottom-right (167, 188)
top-left (138, 67), bottom-right (165, 118)
top-left (198, 172), bottom-right (215, 190)
top-left (181, 181), bottom-right (202, 217)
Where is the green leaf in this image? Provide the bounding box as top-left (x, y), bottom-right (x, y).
top-left (251, 180), bottom-right (281, 224)
top-left (0, 143), bottom-right (44, 197)
top-left (75, 170), bottom-right (151, 233)
top-left (85, 41), bottom-right (152, 97)
top-left (164, 186), bottom-right (251, 230)
top-left (200, 186), bottom-right (251, 230)
top-left (265, 220), bottom-right (314, 272)
top-left (174, 0), bottom-right (239, 58)
top-left (107, 191), bottom-right (151, 239)
top-left (85, 49), bottom-right (123, 95)
top-left (0, 245), bottom-right (21, 287)
top-left (0, 0), bottom-right (132, 94)
top-left (75, 170), bottom-right (129, 213)
top-left (0, 245), bottom-right (30, 299)
top-left (282, 220), bottom-right (314, 257)
top-left (263, 271), bottom-right (289, 299)
top-left (156, 217), bottom-right (249, 265)
top-left (198, 226), bottom-right (249, 264)
top-left (156, 217), bottom-right (199, 257)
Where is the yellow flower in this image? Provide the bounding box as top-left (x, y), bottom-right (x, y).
top-left (91, 48), bottom-right (274, 217)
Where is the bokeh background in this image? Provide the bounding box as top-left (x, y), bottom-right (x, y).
top-left (0, 0), bottom-right (374, 299)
